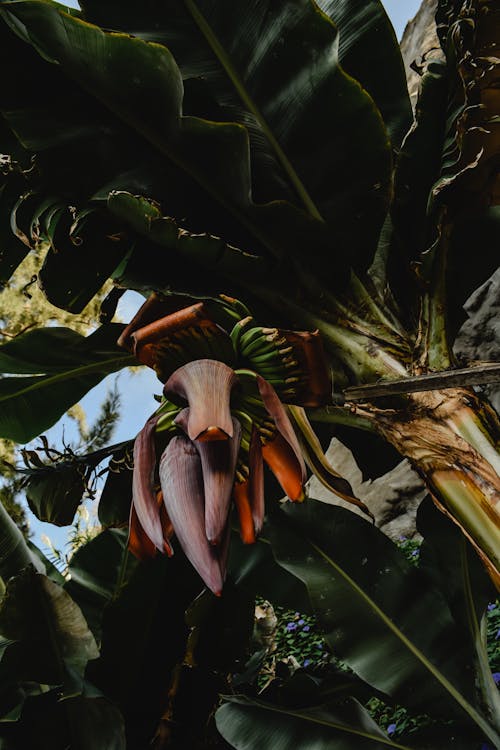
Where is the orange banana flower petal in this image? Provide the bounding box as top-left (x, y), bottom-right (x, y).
top-left (159, 435), bottom-right (225, 595)
top-left (117, 292), bottom-right (177, 351)
top-left (130, 302), bottom-right (211, 351)
top-left (249, 426), bottom-right (265, 534)
top-left (166, 360), bottom-right (238, 441)
top-left (233, 481), bottom-right (256, 544)
top-left (132, 415), bottom-right (165, 552)
top-left (262, 433), bottom-right (305, 502)
top-left (128, 504), bottom-right (157, 560)
top-left (256, 374), bottom-right (306, 485)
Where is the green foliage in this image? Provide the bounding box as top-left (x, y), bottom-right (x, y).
top-left (272, 609), bottom-right (325, 670)
top-left (254, 539), bottom-right (500, 738)
top-left (0, 0), bottom-right (499, 748)
top-left (0, 324), bottom-right (131, 443)
top-left (0, 0), bottom-right (398, 313)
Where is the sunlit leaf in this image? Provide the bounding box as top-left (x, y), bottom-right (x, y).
top-left (0, 324), bottom-right (132, 443)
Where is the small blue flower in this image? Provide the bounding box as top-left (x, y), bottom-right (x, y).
top-left (398, 536), bottom-right (407, 542)
top-left (315, 642), bottom-right (323, 650)
top-left (411, 549), bottom-right (419, 557)
top-left (298, 619), bottom-right (305, 626)
top-left (387, 723), bottom-right (397, 736)
top-left (286, 622), bottom-right (298, 632)
top-left (487, 603), bottom-right (497, 611)
top-left (302, 625), bottom-right (311, 632)
top-left (492, 672), bottom-right (500, 686)
top-left (496, 629), bottom-right (500, 640)
top-left (303, 659), bottom-right (312, 667)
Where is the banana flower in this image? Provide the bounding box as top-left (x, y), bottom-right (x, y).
top-left (118, 294), bottom-right (363, 594)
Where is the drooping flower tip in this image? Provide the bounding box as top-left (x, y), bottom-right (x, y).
top-left (159, 435), bottom-right (227, 596)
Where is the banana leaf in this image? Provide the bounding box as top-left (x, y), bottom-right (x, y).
top-left (317, 0), bottom-right (412, 147)
top-left (216, 695), bottom-right (412, 750)
top-left (0, 324), bottom-right (132, 443)
top-left (90, 551), bottom-right (205, 747)
top-left (0, 0), bottom-right (392, 306)
top-left (64, 529), bottom-right (137, 640)
top-left (79, 0), bottom-right (411, 148)
top-left (0, 566), bottom-right (98, 690)
top-left (0, 502), bottom-right (44, 583)
top-left (417, 497), bottom-right (500, 733)
top-left (266, 499), bottom-right (500, 746)
top-left (107, 190), bottom-right (270, 299)
top-left (0, 696), bottom-right (126, 750)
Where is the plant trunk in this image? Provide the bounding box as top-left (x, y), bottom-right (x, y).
top-left (356, 387), bottom-right (500, 588)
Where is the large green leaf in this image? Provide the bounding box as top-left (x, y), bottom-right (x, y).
top-left (0, 502), bottom-right (44, 584)
top-left (38, 209), bottom-right (129, 312)
top-left (0, 15), bottom-right (133, 307)
top-left (79, 0), bottom-right (410, 148)
top-left (266, 500), bottom-right (500, 746)
top-left (65, 529), bottom-right (137, 641)
top-left (1, 0), bottom-right (392, 289)
top-left (216, 695), bottom-right (410, 750)
top-left (0, 172), bottom-right (31, 286)
top-left (0, 693), bottom-right (126, 750)
top-left (388, 59), bottom-right (449, 309)
top-left (0, 567), bottom-right (98, 689)
top-left (107, 191), bottom-right (265, 277)
top-left (0, 564), bottom-right (113, 747)
top-left (91, 552), bottom-right (204, 747)
top-left (0, 324), bottom-right (132, 443)
top-left (316, 0), bottom-right (412, 147)
top-left (417, 497), bottom-right (500, 732)
top-left (227, 530), bottom-right (311, 614)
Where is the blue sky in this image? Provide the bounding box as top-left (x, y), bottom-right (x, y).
top-left (25, 0), bottom-right (423, 555)
top-left (382, 0), bottom-right (422, 39)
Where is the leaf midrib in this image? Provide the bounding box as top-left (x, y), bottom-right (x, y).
top-left (0, 5), bottom-right (282, 259)
top-left (308, 539), bottom-right (500, 746)
top-left (182, 0), bottom-right (324, 222)
top-left (226, 699), bottom-right (413, 749)
top-left (0, 355), bottom-right (134, 403)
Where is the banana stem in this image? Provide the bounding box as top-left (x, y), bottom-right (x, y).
top-left (367, 388), bottom-right (500, 589)
top-left (447, 409), bottom-right (500, 478)
top-left (431, 469), bottom-right (500, 589)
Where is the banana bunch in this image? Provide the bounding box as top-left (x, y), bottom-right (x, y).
top-left (230, 317), bottom-right (304, 399)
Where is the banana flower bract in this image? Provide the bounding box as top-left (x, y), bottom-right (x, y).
top-left (119, 294), bottom-right (363, 594)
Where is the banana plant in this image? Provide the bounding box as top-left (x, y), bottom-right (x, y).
top-left (0, 0), bottom-right (499, 747)
top-left (0, 0), bottom-right (498, 585)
